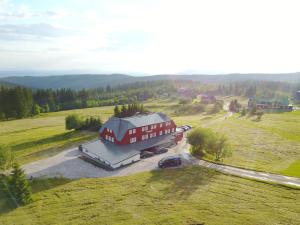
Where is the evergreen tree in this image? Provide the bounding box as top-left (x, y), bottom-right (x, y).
top-left (120, 105), bottom-right (127, 117)
top-left (114, 105), bottom-right (120, 117)
top-left (9, 164), bottom-right (32, 205)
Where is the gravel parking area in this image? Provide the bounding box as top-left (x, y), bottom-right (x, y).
top-left (23, 140), bottom-right (188, 179)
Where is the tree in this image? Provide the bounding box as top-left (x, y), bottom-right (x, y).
top-left (114, 105), bottom-right (120, 117)
top-left (187, 128), bottom-right (213, 157)
top-left (256, 110), bottom-right (264, 120)
top-left (179, 99), bottom-right (189, 105)
top-left (0, 145), bottom-right (15, 172)
top-left (9, 164), bottom-right (32, 205)
top-left (32, 104), bottom-right (41, 115)
top-left (206, 135), bottom-right (229, 161)
top-left (120, 105), bottom-right (127, 117)
top-left (65, 114), bottom-right (83, 130)
top-left (240, 108), bottom-right (247, 116)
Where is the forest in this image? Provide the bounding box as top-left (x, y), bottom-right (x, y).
top-left (0, 79), bottom-right (299, 120)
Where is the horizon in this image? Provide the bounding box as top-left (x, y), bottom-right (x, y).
top-left (1, 70), bottom-right (300, 78)
top-left (1, 0), bottom-right (300, 74)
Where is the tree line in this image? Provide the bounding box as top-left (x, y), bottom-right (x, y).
top-left (0, 81), bottom-right (177, 120)
top-left (114, 103), bottom-right (147, 118)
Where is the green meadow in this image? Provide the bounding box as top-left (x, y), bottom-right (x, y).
top-left (207, 111), bottom-right (300, 177)
top-left (0, 106), bottom-right (113, 164)
top-left (0, 98), bottom-right (300, 178)
top-left (0, 166), bottom-right (299, 225)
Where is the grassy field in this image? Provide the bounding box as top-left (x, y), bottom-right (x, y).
top-left (1, 97), bottom-right (299, 178)
top-left (207, 111), bottom-right (300, 177)
top-left (0, 106), bottom-right (114, 164)
top-left (0, 99), bottom-right (224, 165)
top-left (1, 166), bottom-right (300, 225)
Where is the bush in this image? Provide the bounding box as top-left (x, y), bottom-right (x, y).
top-left (81, 117), bottom-right (103, 131)
top-left (32, 104), bottom-right (41, 115)
top-left (187, 128), bottom-right (214, 157)
top-left (65, 114), bottom-right (102, 131)
top-left (187, 127), bottom-right (230, 161)
top-left (240, 108), bottom-right (247, 116)
top-left (65, 114), bottom-right (83, 130)
top-left (0, 145), bottom-right (15, 172)
top-left (208, 101), bottom-right (223, 114)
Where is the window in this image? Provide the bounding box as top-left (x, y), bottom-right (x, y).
top-left (105, 135), bottom-right (108, 140)
top-left (129, 129), bottom-right (132, 135)
top-left (112, 137), bottom-right (114, 143)
top-left (133, 129), bottom-right (136, 134)
top-left (142, 134), bottom-right (148, 140)
top-left (130, 137), bottom-right (137, 143)
top-left (159, 130), bottom-right (162, 136)
top-left (160, 123), bottom-right (163, 128)
top-left (142, 126), bottom-right (148, 132)
top-left (153, 124), bottom-right (156, 129)
top-left (172, 128), bottom-right (175, 132)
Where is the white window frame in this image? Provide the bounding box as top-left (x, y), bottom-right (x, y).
top-left (129, 129), bottom-right (132, 135)
top-left (133, 129), bottom-right (136, 134)
top-left (160, 123), bottom-right (163, 128)
top-left (130, 137), bottom-right (137, 143)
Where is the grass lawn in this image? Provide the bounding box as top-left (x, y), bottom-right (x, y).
top-left (207, 111), bottom-right (300, 177)
top-left (0, 99), bottom-right (223, 165)
top-left (0, 166), bottom-right (299, 225)
top-left (0, 106), bottom-right (114, 164)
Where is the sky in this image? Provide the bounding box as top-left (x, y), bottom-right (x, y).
top-left (0, 0), bottom-right (300, 75)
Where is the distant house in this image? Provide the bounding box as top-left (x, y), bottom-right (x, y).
top-left (198, 94), bottom-right (216, 104)
top-left (248, 97), bottom-right (293, 112)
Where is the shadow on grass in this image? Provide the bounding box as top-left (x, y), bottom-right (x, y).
top-left (11, 131), bottom-right (81, 152)
top-left (0, 175), bottom-right (73, 215)
top-left (145, 166), bottom-right (217, 200)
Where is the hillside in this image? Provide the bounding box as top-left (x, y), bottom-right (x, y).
top-left (1, 72), bottom-right (300, 89)
top-left (1, 167), bottom-right (299, 225)
top-left (0, 80), bottom-right (17, 88)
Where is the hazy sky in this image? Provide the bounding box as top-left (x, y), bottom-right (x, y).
top-left (0, 0), bottom-right (300, 74)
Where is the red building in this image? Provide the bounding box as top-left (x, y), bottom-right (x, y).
top-left (99, 112), bottom-right (177, 145)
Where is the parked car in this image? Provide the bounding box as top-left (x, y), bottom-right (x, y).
top-left (158, 156), bottom-right (182, 168)
top-left (148, 147), bottom-right (168, 155)
top-left (140, 150), bottom-right (155, 159)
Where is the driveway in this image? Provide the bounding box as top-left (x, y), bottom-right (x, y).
top-left (23, 140), bottom-right (188, 179)
top-left (180, 142), bottom-right (300, 188)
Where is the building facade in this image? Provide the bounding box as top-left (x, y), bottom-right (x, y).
top-left (99, 112), bottom-right (177, 145)
top-left (248, 97), bottom-right (293, 112)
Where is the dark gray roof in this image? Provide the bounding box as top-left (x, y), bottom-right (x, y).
top-left (82, 134), bottom-right (175, 165)
top-left (100, 113), bottom-right (172, 141)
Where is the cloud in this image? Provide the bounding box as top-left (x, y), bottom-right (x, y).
top-left (0, 23), bottom-right (75, 41)
top-left (0, 0), bottom-right (69, 20)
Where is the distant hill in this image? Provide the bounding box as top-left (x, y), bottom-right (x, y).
top-left (0, 80), bottom-right (17, 88)
top-left (1, 73), bottom-right (300, 90)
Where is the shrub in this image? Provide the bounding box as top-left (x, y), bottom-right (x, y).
top-left (81, 117), bottom-right (103, 131)
top-left (187, 128), bottom-right (230, 161)
top-left (65, 114), bottom-right (83, 130)
top-left (32, 104), bottom-right (41, 115)
top-left (187, 128), bottom-right (214, 157)
top-left (0, 145), bottom-right (15, 172)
